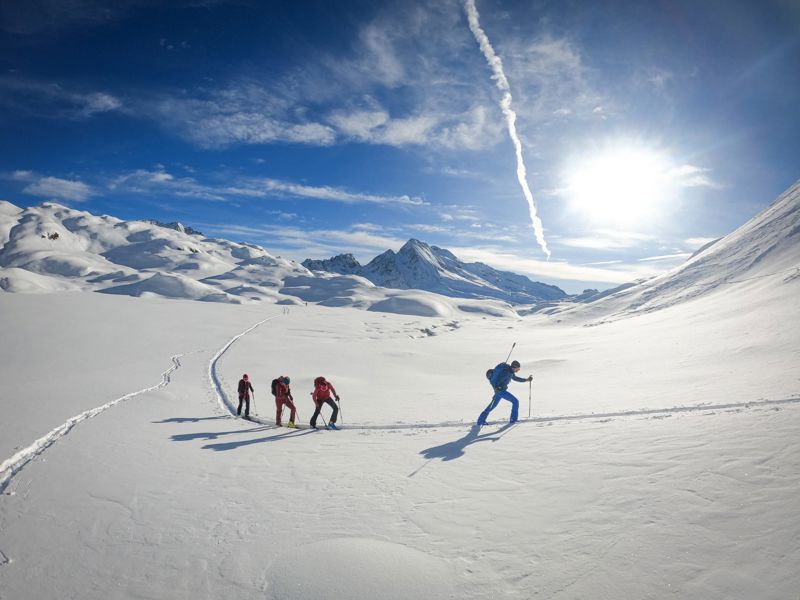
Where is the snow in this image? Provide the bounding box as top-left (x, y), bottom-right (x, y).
top-left (0, 182), bottom-right (799, 599)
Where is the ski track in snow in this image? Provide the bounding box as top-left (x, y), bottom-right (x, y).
top-left (0, 355), bottom-right (183, 494)
top-left (207, 315), bottom-right (277, 416)
top-left (236, 397), bottom-right (800, 431)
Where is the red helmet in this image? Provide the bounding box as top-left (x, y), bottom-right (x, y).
top-left (243, 373), bottom-right (248, 379)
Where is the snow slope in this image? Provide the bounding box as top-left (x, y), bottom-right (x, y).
top-left (554, 179), bottom-right (800, 323)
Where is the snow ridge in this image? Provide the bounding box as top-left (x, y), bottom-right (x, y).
top-left (0, 355), bottom-right (182, 493)
top-left (0, 203), bottom-right (519, 317)
top-left (303, 238), bottom-right (566, 304)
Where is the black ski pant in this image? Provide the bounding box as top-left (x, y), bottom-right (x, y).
top-left (310, 398), bottom-right (338, 427)
top-left (237, 395), bottom-right (250, 417)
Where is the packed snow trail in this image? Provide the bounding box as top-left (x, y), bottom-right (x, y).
top-left (216, 396), bottom-right (800, 432)
top-left (0, 355), bottom-right (182, 493)
top-left (208, 315), bottom-right (277, 416)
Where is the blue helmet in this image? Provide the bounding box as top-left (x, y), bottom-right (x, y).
top-left (283, 376), bottom-right (290, 384)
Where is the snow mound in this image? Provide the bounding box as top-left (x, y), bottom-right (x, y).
top-left (0, 267), bottom-right (81, 293)
top-left (266, 538), bottom-right (456, 600)
top-left (368, 293), bottom-right (453, 317)
top-left (99, 272), bottom-right (241, 303)
top-left (0, 200), bottom-right (22, 247)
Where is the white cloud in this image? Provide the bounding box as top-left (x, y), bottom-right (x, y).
top-left (11, 170), bottom-right (34, 181)
top-left (254, 178), bottom-right (426, 206)
top-left (109, 169), bottom-right (226, 201)
top-left (557, 229), bottom-right (655, 250)
top-left (359, 23), bottom-right (406, 87)
top-left (438, 205), bottom-right (481, 222)
top-left (450, 246), bottom-right (666, 286)
top-left (684, 236), bottom-right (718, 249)
top-left (637, 253), bottom-right (691, 263)
top-left (107, 168), bottom-right (426, 208)
top-left (502, 35), bottom-right (605, 123)
top-left (352, 223), bottom-right (393, 232)
top-left (82, 92), bottom-right (122, 116)
top-left (326, 109), bottom-right (438, 146)
top-left (0, 78), bottom-right (123, 120)
top-left (205, 223), bottom-right (407, 261)
top-left (410, 223), bottom-right (450, 234)
top-left (328, 110), bottom-right (390, 139)
top-left (668, 165), bottom-right (721, 189)
top-left (173, 108), bottom-right (336, 148)
top-left (23, 176), bottom-right (94, 202)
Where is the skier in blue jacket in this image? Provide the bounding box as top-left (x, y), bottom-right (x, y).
top-left (477, 360), bottom-right (532, 426)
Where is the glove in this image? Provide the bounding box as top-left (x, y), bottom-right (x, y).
top-left (494, 386), bottom-right (502, 392)
top-left (527, 375), bottom-right (533, 382)
top-left (335, 395), bottom-right (340, 401)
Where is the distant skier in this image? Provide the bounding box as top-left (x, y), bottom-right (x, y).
top-left (310, 376), bottom-right (340, 429)
top-left (237, 373), bottom-right (254, 419)
top-left (274, 376), bottom-right (297, 428)
top-left (477, 360), bottom-right (532, 426)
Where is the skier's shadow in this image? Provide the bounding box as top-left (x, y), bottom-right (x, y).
top-left (418, 422), bottom-right (516, 463)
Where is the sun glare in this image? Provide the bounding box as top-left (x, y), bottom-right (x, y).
top-left (562, 144), bottom-right (674, 226)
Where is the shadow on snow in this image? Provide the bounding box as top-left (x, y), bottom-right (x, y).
top-left (418, 422), bottom-right (517, 463)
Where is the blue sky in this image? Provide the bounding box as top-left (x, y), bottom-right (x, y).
top-left (1, 0), bottom-right (798, 293)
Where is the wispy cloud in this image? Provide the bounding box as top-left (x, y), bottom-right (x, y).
top-left (109, 169), bottom-right (227, 201)
top-left (684, 236), bottom-right (718, 249)
top-left (450, 245), bottom-right (666, 286)
top-left (638, 252), bottom-right (691, 263)
top-left (250, 179), bottom-right (426, 206)
top-left (107, 168), bottom-right (427, 207)
top-left (668, 165), bottom-right (721, 189)
top-left (9, 170), bottom-right (94, 201)
top-left (502, 35), bottom-right (605, 124)
top-left (0, 78), bottom-right (122, 120)
top-left (147, 90), bottom-right (337, 149)
top-left (556, 229), bottom-right (656, 251)
top-left (203, 222), bottom-right (407, 262)
top-left (438, 205), bottom-right (482, 222)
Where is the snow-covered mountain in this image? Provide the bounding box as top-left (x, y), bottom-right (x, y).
top-left (303, 238), bottom-right (566, 304)
top-left (552, 179), bottom-right (800, 323)
top-left (2, 178), bottom-right (798, 319)
top-left (142, 219), bottom-right (204, 237)
top-left (302, 253), bottom-right (362, 275)
top-left (0, 201), bottom-right (517, 318)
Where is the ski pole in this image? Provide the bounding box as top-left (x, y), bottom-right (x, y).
top-left (528, 379), bottom-right (532, 419)
top-left (251, 391), bottom-right (257, 414)
top-left (320, 413), bottom-right (328, 429)
top-left (504, 342), bottom-right (517, 363)
top-left (291, 396), bottom-right (301, 422)
top-left (337, 397), bottom-right (343, 425)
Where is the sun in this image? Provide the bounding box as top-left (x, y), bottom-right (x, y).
top-left (561, 143), bottom-right (674, 227)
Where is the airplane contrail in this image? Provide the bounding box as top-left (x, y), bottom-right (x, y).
top-left (464, 0), bottom-right (551, 259)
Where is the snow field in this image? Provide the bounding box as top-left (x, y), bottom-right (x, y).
top-left (0, 288), bottom-right (798, 599)
top-left (0, 182), bottom-right (798, 598)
